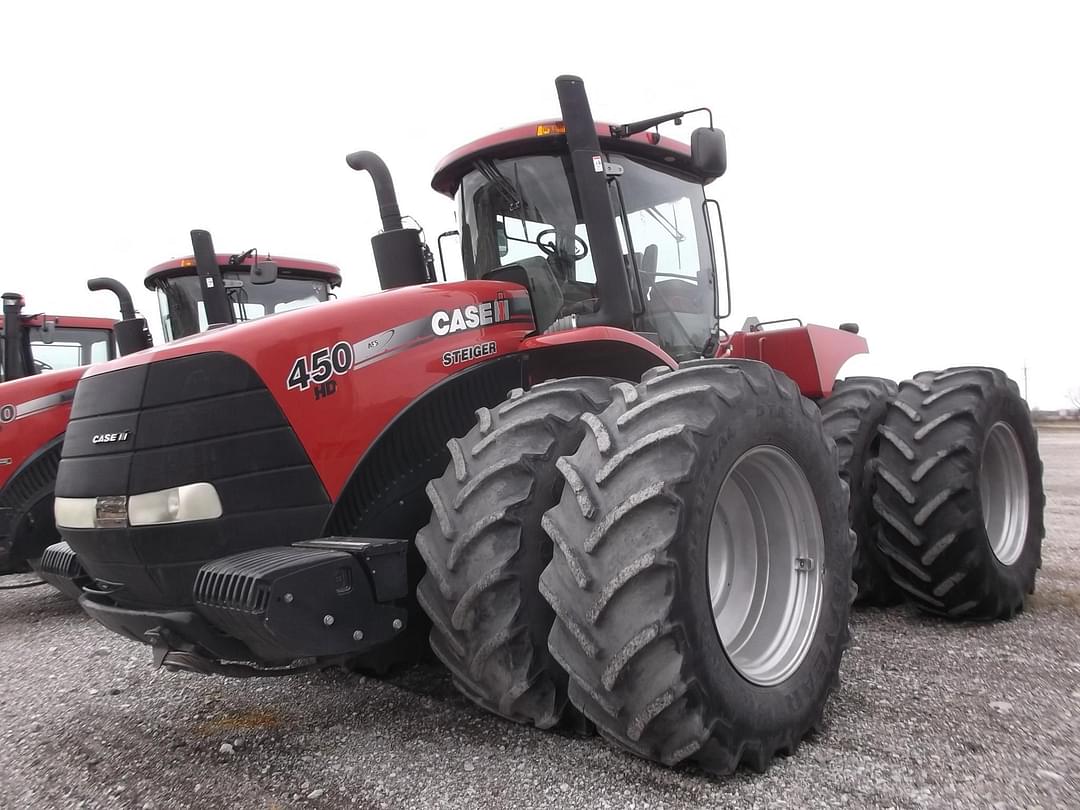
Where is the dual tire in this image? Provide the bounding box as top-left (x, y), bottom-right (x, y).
top-left (872, 367), bottom-right (1045, 619)
top-left (414, 362), bottom-right (1045, 773)
top-left (820, 377), bottom-right (904, 605)
top-left (417, 360), bottom-right (853, 773)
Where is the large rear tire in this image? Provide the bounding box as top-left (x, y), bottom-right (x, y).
top-left (540, 361), bottom-right (854, 774)
top-left (820, 377), bottom-right (904, 606)
top-left (0, 444), bottom-right (62, 576)
top-left (873, 367), bottom-right (1044, 620)
top-left (415, 377), bottom-right (614, 728)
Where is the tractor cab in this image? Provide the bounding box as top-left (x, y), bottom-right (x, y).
top-left (431, 113), bottom-right (729, 361)
top-left (145, 252), bottom-right (342, 341)
top-left (1, 294), bottom-right (117, 381)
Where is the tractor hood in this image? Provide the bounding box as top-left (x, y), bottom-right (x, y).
top-left (0, 366), bottom-right (83, 490)
top-left (73, 279), bottom-right (536, 500)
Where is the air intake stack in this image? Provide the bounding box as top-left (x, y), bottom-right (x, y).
top-left (346, 150), bottom-right (434, 290)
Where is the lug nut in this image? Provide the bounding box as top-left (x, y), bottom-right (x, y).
top-left (283, 593), bottom-right (294, 603)
top-left (323, 614), bottom-right (335, 626)
top-left (353, 630), bottom-right (364, 641)
top-left (392, 618), bottom-right (403, 631)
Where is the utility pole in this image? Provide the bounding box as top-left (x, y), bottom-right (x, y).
top-left (1023, 361), bottom-right (1029, 402)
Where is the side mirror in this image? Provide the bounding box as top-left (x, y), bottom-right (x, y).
top-left (691, 127), bottom-right (727, 179)
top-left (251, 261), bottom-right (279, 285)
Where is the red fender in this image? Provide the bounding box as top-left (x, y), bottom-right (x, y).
top-left (520, 326), bottom-right (677, 384)
top-left (720, 324), bottom-right (868, 399)
top-left (0, 368), bottom-right (82, 489)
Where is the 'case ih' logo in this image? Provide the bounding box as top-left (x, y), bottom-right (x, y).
top-left (431, 300), bottom-right (511, 336)
top-left (92, 431), bottom-right (131, 445)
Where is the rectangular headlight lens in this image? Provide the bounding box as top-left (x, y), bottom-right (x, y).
top-left (128, 483), bottom-right (223, 526)
top-left (54, 484), bottom-right (223, 529)
top-left (54, 497), bottom-right (98, 529)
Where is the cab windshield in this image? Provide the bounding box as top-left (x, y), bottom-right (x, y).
top-left (149, 273), bottom-right (332, 341)
top-left (29, 325), bottom-right (115, 372)
top-left (457, 153), bottom-right (718, 360)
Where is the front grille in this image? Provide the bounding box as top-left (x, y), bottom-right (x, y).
top-left (194, 569), bottom-right (271, 614)
top-left (55, 352), bottom-right (332, 609)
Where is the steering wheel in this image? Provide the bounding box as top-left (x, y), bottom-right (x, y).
top-left (33, 359), bottom-right (53, 371)
top-left (536, 228), bottom-right (588, 261)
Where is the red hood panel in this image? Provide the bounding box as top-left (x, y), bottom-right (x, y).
top-left (80, 280), bottom-right (538, 498)
top-left (0, 367), bottom-right (83, 489)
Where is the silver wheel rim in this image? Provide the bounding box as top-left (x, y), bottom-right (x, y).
top-left (981, 421), bottom-right (1029, 565)
top-left (707, 445), bottom-right (825, 687)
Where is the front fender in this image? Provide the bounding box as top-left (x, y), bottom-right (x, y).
top-left (520, 327), bottom-right (677, 384)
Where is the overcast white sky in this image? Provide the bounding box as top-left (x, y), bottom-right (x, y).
top-left (2, 2), bottom-right (1077, 407)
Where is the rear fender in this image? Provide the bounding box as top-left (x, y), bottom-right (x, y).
top-left (721, 324), bottom-right (868, 398)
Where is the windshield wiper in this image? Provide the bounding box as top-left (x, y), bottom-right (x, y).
top-left (476, 160), bottom-right (524, 215)
top-left (644, 207), bottom-right (685, 242)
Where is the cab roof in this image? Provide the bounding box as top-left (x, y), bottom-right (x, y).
top-left (0, 313), bottom-right (115, 331)
top-left (431, 120), bottom-right (697, 197)
top-left (144, 254), bottom-right (342, 290)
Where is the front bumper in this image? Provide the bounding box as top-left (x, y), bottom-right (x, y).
top-left (78, 537), bottom-right (410, 668)
top-left (79, 594), bottom-right (253, 660)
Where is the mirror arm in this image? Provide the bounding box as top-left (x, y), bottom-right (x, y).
top-left (436, 230), bottom-right (459, 282)
top-left (610, 107), bottom-right (713, 138)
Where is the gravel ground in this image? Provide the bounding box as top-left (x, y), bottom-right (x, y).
top-left (1, 430), bottom-right (1077, 809)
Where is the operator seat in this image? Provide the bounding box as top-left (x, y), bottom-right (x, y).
top-left (482, 256), bottom-right (564, 332)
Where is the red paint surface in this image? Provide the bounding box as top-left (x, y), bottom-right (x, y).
top-left (0, 368), bottom-right (82, 488)
top-left (431, 120), bottom-right (694, 196)
top-left (144, 253), bottom-right (342, 288)
top-left (0, 314), bottom-right (115, 331)
top-left (81, 281), bottom-right (534, 499)
top-left (78, 282), bottom-right (695, 501)
top-left (720, 324), bottom-right (868, 398)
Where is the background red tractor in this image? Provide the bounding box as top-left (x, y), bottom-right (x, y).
top-left (2, 246), bottom-right (341, 587)
top-left (47, 75), bottom-right (1044, 774)
top-left (1, 286), bottom-right (134, 577)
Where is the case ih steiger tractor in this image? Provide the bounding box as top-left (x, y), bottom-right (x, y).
top-left (47, 76), bottom-right (1044, 775)
top-left (0, 285), bottom-right (137, 577)
top-left (2, 249), bottom-right (341, 586)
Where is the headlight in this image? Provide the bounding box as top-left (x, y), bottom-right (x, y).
top-left (54, 497), bottom-right (98, 529)
top-left (55, 483), bottom-right (222, 529)
top-left (128, 483), bottom-right (222, 526)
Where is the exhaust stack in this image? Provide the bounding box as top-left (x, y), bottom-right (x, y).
top-left (1, 292), bottom-right (34, 381)
top-left (190, 230), bottom-right (235, 328)
top-left (555, 75), bottom-right (634, 331)
top-left (87, 277), bottom-right (154, 356)
top-left (346, 150), bottom-right (434, 290)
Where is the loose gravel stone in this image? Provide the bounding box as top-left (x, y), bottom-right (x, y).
top-left (0, 429), bottom-right (1078, 809)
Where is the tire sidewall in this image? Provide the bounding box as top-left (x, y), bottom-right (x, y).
top-left (676, 392), bottom-right (850, 737)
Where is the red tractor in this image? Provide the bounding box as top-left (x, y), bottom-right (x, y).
top-left (2, 248), bottom-right (340, 585)
top-left (47, 76), bottom-right (1044, 774)
top-left (0, 285), bottom-right (138, 576)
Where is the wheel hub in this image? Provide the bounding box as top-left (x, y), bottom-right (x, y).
top-left (980, 421), bottom-right (1029, 565)
top-left (707, 445), bottom-right (825, 687)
